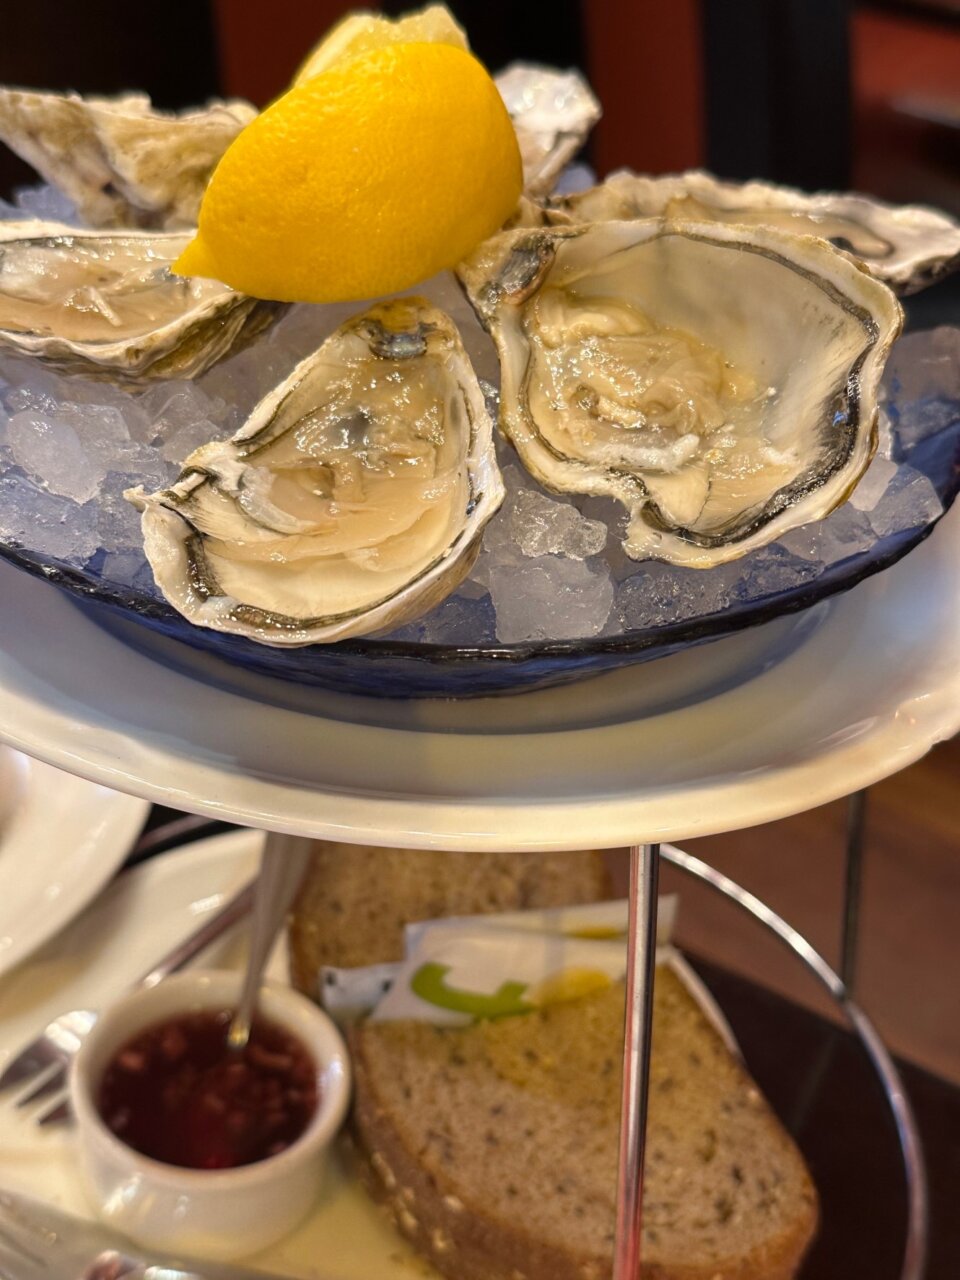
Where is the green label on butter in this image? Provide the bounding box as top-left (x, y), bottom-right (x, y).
top-left (410, 962), bottom-right (533, 1019)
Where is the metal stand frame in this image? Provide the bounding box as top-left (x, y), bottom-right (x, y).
top-left (842, 789), bottom-right (869, 993)
top-left (613, 844), bottom-right (660, 1279)
top-left (612, 837), bottom-right (928, 1280)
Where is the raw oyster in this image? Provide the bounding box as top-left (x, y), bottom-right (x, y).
top-left (0, 219), bottom-right (281, 380)
top-left (549, 170), bottom-right (960, 295)
top-left (127, 299), bottom-right (504, 645)
top-left (459, 219), bottom-right (902, 568)
top-left (0, 88), bottom-right (254, 229)
top-left (495, 63), bottom-right (601, 197)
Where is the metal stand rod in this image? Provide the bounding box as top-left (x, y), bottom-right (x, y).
top-left (613, 842), bottom-right (661, 1280)
top-left (841, 788), bottom-right (869, 994)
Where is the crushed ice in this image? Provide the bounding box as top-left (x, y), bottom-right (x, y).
top-left (0, 184), bottom-right (955, 644)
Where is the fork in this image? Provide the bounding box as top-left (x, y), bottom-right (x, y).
top-left (0, 1186), bottom-right (289, 1279)
top-left (0, 877), bottom-right (256, 1126)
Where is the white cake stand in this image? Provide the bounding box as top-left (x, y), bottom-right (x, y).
top-left (0, 505), bottom-right (956, 1280)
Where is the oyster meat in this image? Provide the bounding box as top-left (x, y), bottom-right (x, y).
top-left (127, 299), bottom-right (504, 645)
top-left (495, 63), bottom-right (601, 197)
top-left (0, 88), bottom-right (255, 229)
top-left (460, 219), bottom-right (902, 568)
top-left (549, 170), bottom-right (960, 295)
top-left (0, 219), bottom-right (281, 380)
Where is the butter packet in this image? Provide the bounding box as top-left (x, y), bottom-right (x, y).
top-left (321, 896), bottom-right (677, 1027)
top-left (371, 926), bottom-right (634, 1026)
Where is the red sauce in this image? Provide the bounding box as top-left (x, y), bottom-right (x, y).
top-left (97, 1009), bottom-right (319, 1170)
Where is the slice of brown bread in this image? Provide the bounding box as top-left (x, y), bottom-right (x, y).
top-left (352, 967), bottom-right (818, 1280)
top-left (287, 841), bottom-right (613, 995)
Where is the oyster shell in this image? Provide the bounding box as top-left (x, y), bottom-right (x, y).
top-left (127, 299), bottom-right (504, 645)
top-left (0, 219), bottom-right (281, 380)
top-left (459, 219), bottom-right (902, 568)
top-left (0, 88), bottom-right (254, 229)
top-left (495, 63), bottom-right (601, 197)
top-left (548, 170), bottom-right (960, 295)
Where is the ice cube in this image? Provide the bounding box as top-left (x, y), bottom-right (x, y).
top-left (387, 592), bottom-right (497, 646)
top-left (848, 455), bottom-right (899, 512)
top-left (884, 327), bottom-right (960, 450)
top-left (616, 559), bottom-right (736, 630)
top-left (777, 523), bottom-right (824, 563)
top-left (511, 488), bottom-right (608, 559)
top-left (730, 545), bottom-right (820, 599)
top-left (0, 473), bottom-right (100, 562)
top-left (811, 502), bottom-right (877, 564)
top-left (97, 473), bottom-right (156, 553)
top-left (98, 548), bottom-right (149, 589)
top-left (868, 464), bottom-right (943, 538)
top-left (6, 411), bottom-right (105, 503)
top-left (487, 555), bottom-right (614, 642)
top-left (884, 326), bottom-right (960, 406)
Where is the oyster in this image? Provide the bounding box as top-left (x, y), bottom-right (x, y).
top-left (549, 170), bottom-right (960, 295)
top-left (0, 88), bottom-right (254, 229)
top-left (127, 299), bottom-right (504, 645)
top-left (495, 64), bottom-right (601, 197)
top-left (459, 219), bottom-right (902, 568)
top-left (0, 219), bottom-right (281, 380)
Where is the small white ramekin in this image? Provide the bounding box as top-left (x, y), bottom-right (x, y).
top-left (69, 969), bottom-right (351, 1260)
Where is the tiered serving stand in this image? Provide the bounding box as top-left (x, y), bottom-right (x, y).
top-left (0, 495), bottom-right (957, 1278)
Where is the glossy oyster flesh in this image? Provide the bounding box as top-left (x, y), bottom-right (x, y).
top-left (0, 220), bottom-right (281, 380)
top-left (460, 219), bottom-right (902, 568)
top-left (126, 299), bottom-right (505, 645)
top-left (495, 63), bottom-right (601, 197)
top-left (0, 88), bottom-right (255, 229)
top-left (549, 170), bottom-right (960, 295)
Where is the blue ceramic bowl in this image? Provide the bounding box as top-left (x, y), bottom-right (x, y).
top-left (1, 412), bottom-right (957, 698)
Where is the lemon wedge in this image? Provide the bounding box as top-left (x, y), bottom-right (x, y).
top-left (174, 41), bottom-right (522, 303)
top-left (293, 3), bottom-right (468, 83)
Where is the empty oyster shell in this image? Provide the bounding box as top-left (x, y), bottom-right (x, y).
top-left (0, 219), bottom-right (281, 381)
top-left (459, 219), bottom-right (902, 568)
top-left (127, 299), bottom-right (504, 645)
top-left (548, 170), bottom-right (960, 295)
top-left (495, 63), bottom-right (601, 197)
top-left (0, 88), bottom-right (254, 229)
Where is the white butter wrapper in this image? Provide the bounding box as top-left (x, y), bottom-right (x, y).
top-left (371, 926), bottom-right (634, 1026)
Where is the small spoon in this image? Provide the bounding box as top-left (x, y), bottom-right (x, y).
top-left (227, 829), bottom-right (314, 1051)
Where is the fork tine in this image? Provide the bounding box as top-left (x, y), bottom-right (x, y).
top-left (36, 1096), bottom-right (71, 1127)
top-left (0, 1043), bottom-right (62, 1094)
top-left (15, 1067), bottom-right (65, 1109)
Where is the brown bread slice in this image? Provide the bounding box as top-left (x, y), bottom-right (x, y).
top-left (287, 841), bottom-right (612, 994)
top-left (352, 967), bottom-right (818, 1280)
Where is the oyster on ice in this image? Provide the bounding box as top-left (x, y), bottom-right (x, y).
top-left (0, 88), bottom-right (255, 229)
top-left (460, 219), bottom-right (902, 568)
top-left (549, 170), bottom-right (960, 295)
top-left (495, 64), bottom-right (601, 197)
top-left (0, 220), bottom-right (281, 380)
top-left (127, 299), bottom-right (504, 645)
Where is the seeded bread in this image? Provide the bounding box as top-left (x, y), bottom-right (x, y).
top-left (287, 841), bottom-right (613, 995)
top-left (352, 968), bottom-right (818, 1280)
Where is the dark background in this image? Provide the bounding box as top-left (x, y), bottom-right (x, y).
top-left (2, 1), bottom-right (959, 207)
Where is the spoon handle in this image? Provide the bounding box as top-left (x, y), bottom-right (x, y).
top-left (228, 831), bottom-right (314, 1050)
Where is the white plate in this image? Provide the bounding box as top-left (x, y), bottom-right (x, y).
top-left (0, 745), bottom-right (148, 979)
top-left (0, 506), bottom-right (957, 850)
top-left (0, 830), bottom-right (749, 1279)
top-left (0, 830), bottom-right (436, 1280)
